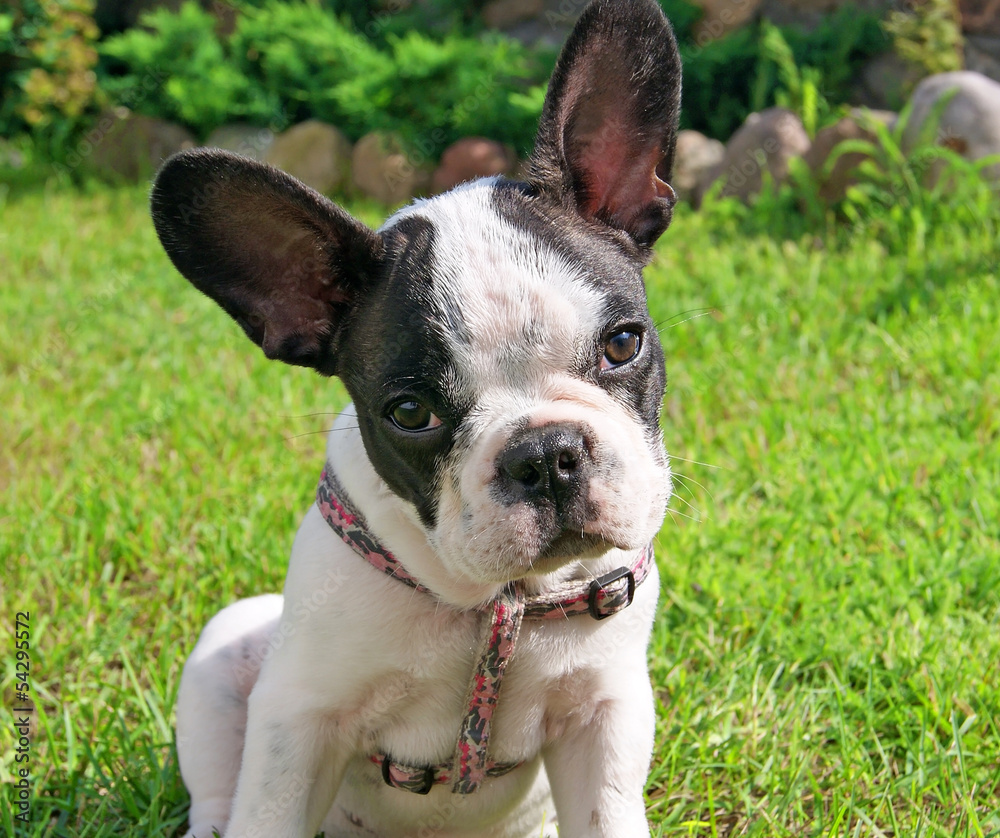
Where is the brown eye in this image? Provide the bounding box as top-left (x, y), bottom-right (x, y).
top-left (389, 400), bottom-right (442, 432)
top-left (602, 330), bottom-right (641, 370)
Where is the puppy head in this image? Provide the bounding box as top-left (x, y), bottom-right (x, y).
top-left (151, 0), bottom-right (680, 585)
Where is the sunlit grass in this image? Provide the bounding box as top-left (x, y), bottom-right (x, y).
top-left (1, 178), bottom-right (997, 836)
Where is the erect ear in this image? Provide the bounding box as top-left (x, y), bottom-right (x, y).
top-left (527, 0), bottom-right (682, 248)
top-left (150, 149), bottom-right (383, 375)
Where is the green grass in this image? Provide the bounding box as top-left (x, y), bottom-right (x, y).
top-left (1, 177), bottom-right (998, 837)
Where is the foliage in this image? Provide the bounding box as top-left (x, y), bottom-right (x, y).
top-left (679, 7), bottom-right (887, 140)
top-left (695, 92), bottom-right (1000, 259)
top-left (99, 2), bottom-right (272, 139)
top-left (656, 0), bottom-right (704, 43)
top-left (884, 0), bottom-right (964, 79)
top-left (98, 0), bottom-right (548, 153)
top-left (0, 0), bottom-right (104, 156)
top-left (827, 96), bottom-right (999, 251)
top-left (754, 22), bottom-right (831, 138)
top-left (1, 174), bottom-right (998, 835)
top-left (338, 29), bottom-right (547, 155)
top-left (227, 0), bottom-right (385, 134)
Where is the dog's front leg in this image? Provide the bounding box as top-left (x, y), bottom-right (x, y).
top-left (543, 679), bottom-right (655, 838)
top-left (222, 678), bottom-right (349, 838)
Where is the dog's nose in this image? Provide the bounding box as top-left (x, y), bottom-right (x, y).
top-left (498, 424), bottom-right (590, 512)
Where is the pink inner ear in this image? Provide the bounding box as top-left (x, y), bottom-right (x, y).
top-left (576, 124), bottom-right (673, 225)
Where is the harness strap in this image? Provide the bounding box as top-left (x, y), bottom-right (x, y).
top-left (316, 465), bottom-right (654, 794)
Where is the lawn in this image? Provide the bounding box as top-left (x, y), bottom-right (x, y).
top-left (1, 176), bottom-right (998, 837)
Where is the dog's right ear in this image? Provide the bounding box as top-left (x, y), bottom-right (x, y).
top-left (151, 149), bottom-right (383, 375)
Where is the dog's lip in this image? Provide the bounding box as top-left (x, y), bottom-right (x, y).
top-left (527, 531), bottom-right (622, 572)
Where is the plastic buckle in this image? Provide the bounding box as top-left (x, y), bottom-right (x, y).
top-left (381, 754), bottom-right (435, 795)
top-left (588, 566), bottom-right (636, 620)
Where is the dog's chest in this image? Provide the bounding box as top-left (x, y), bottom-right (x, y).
top-left (367, 610), bottom-right (593, 765)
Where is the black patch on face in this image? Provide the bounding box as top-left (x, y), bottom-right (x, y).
top-left (334, 179), bottom-right (665, 531)
top-left (490, 180), bottom-right (667, 435)
top-left (335, 216), bottom-right (471, 528)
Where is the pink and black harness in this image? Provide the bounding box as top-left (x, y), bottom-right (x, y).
top-left (315, 466), bottom-right (654, 795)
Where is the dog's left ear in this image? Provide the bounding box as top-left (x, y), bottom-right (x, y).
top-left (528, 0), bottom-right (682, 248)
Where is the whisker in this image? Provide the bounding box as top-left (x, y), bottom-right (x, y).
top-left (671, 471), bottom-right (715, 501)
top-left (280, 411), bottom-right (342, 420)
top-left (282, 426), bottom-right (359, 442)
top-left (668, 455), bottom-right (725, 470)
top-left (655, 307), bottom-right (719, 332)
top-left (666, 506), bottom-right (700, 524)
top-left (668, 492), bottom-right (704, 520)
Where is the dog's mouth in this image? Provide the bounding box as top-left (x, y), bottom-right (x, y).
top-left (525, 531), bottom-right (621, 575)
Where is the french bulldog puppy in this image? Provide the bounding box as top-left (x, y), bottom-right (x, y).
top-left (151, 0), bottom-right (681, 835)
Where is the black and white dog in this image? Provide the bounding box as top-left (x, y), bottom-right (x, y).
top-left (151, 0), bottom-right (681, 835)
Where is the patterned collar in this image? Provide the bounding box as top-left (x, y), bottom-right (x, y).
top-left (316, 465), bottom-right (655, 795)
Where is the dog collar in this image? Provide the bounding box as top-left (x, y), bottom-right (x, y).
top-left (316, 465), bottom-right (654, 794)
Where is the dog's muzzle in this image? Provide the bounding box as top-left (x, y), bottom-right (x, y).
top-left (496, 422), bottom-right (593, 528)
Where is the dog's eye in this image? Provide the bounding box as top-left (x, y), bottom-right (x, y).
top-left (389, 400), bottom-right (442, 432)
top-left (601, 330), bottom-right (642, 370)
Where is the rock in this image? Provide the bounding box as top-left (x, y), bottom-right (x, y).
top-left (431, 137), bottom-right (515, 193)
top-left (86, 108), bottom-right (195, 181)
top-left (697, 108), bottom-right (811, 204)
top-left (263, 120), bottom-right (352, 195)
top-left (803, 109), bottom-right (896, 203)
top-left (482, 0), bottom-right (543, 29)
top-left (204, 123), bottom-right (275, 162)
top-left (902, 71), bottom-right (1000, 182)
top-left (671, 130), bottom-right (725, 205)
top-left (964, 35), bottom-right (1000, 84)
top-left (351, 132), bottom-right (430, 206)
top-left (853, 53), bottom-right (924, 111)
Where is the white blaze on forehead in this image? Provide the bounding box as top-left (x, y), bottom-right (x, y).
top-left (386, 180), bottom-right (605, 387)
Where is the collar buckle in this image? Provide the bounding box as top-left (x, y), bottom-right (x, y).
top-left (588, 566), bottom-right (636, 620)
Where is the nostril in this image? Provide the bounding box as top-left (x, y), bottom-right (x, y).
top-left (498, 424), bottom-right (591, 505)
top-left (509, 460), bottom-right (542, 487)
top-left (557, 450), bottom-right (578, 472)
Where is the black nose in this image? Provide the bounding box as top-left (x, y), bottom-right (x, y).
top-left (497, 424), bottom-right (591, 513)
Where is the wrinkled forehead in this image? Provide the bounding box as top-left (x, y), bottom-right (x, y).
top-left (379, 180), bottom-right (640, 388)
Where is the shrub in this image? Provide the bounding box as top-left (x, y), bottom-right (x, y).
top-left (884, 0), bottom-right (964, 80)
top-left (339, 29), bottom-right (547, 156)
top-left (99, 2), bottom-right (272, 139)
top-left (679, 6), bottom-right (887, 140)
top-left (0, 0), bottom-right (104, 156)
top-left (99, 0), bottom-right (549, 156)
top-left (228, 1), bottom-right (384, 134)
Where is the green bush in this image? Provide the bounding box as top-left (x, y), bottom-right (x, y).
top-left (227, 1), bottom-right (384, 134)
top-left (338, 29), bottom-right (547, 155)
top-left (0, 0), bottom-right (104, 156)
top-left (98, 0), bottom-right (548, 155)
top-left (99, 2), bottom-right (272, 139)
top-left (8, 0), bottom-right (895, 172)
